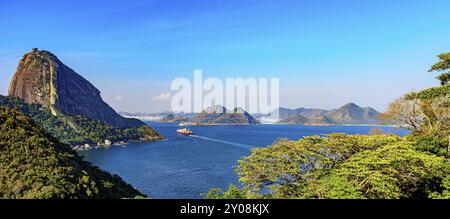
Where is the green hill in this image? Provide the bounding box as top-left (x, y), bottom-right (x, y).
top-left (190, 106), bottom-right (259, 125)
top-left (273, 103), bottom-right (380, 125)
top-left (278, 114), bottom-right (309, 124)
top-left (0, 95), bottom-right (162, 147)
top-left (0, 107), bottom-right (145, 199)
top-left (326, 103), bottom-right (379, 124)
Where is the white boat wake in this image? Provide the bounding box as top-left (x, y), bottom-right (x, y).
top-left (189, 135), bottom-right (254, 150)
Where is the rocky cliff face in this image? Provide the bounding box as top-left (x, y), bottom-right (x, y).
top-left (8, 49), bottom-right (142, 128)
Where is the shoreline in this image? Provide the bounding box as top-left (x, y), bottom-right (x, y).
top-left (73, 136), bottom-right (166, 151)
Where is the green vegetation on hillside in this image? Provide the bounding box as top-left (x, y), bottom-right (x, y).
top-left (0, 95), bottom-right (161, 146)
top-left (203, 52), bottom-right (450, 199)
top-left (204, 133), bottom-right (450, 199)
top-left (0, 107), bottom-right (145, 198)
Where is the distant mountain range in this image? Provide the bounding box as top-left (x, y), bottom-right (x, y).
top-left (121, 103), bottom-right (381, 126)
top-left (270, 103), bottom-right (381, 125)
top-left (121, 106), bottom-right (259, 125)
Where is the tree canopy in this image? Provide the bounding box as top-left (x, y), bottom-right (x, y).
top-left (429, 52), bottom-right (450, 85)
top-left (0, 107), bottom-right (145, 199)
top-left (205, 134), bottom-right (450, 199)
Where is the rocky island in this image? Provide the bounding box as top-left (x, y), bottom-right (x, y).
top-left (188, 105), bottom-right (259, 125)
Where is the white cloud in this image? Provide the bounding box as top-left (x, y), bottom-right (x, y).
top-left (152, 92), bottom-right (171, 102)
top-left (115, 96), bottom-right (123, 101)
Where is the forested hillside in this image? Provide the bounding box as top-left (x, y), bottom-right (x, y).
top-left (0, 107), bottom-right (145, 198)
top-left (0, 95), bottom-right (161, 146)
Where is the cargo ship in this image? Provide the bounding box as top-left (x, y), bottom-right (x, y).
top-left (177, 128), bottom-right (194, 136)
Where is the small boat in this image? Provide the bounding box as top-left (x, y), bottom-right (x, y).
top-left (177, 128), bottom-right (194, 135)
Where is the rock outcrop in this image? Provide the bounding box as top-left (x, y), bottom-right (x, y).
top-left (8, 49), bottom-right (142, 128)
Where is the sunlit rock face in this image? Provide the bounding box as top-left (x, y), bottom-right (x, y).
top-left (8, 49), bottom-right (142, 128)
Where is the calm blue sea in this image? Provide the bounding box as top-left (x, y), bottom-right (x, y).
top-left (78, 123), bottom-right (409, 199)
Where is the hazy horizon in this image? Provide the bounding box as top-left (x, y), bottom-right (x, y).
top-left (1, 0), bottom-right (449, 113)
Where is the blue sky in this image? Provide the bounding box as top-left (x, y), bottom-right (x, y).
top-left (0, 0), bottom-right (449, 112)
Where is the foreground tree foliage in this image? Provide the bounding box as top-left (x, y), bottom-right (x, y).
top-left (0, 107), bottom-right (145, 199)
top-left (206, 134), bottom-right (450, 199)
top-left (380, 52), bottom-right (449, 155)
top-left (205, 52), bottom-right (450, 199)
